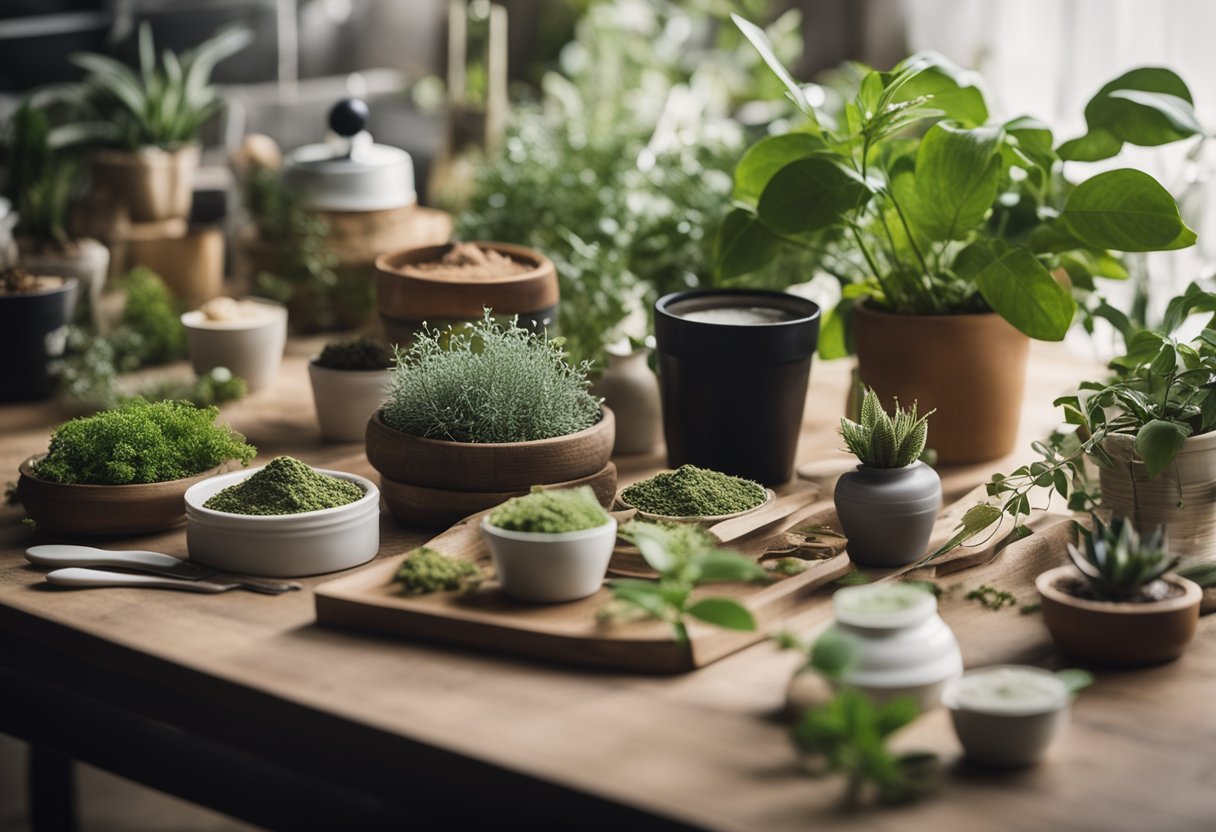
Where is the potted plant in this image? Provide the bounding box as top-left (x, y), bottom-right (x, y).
top-left (365, 311), bottom-right (615, 527)
top-left (975, 283), bottom-right (1216, 559)
top-left (1036, 516), bottom-right (1201, 665)
top-left (71, 23), bottom-right (250, 223)
top-left (308, 335), bottom-right (393, 443)
top-left (17, 399), bottom-right (255, 535)
top-left (721, 18), bottom-right (1199, 463)
top-left (375, 241), bottom-right (558, 347)
top-left (4, 101), bottom-right (109, 328)
top-left (835, 389), bottom-right (939, 567)
top-left (481, 487), bottom-right (618, 603)
top-left (0, 266), bottom-right (78, 402)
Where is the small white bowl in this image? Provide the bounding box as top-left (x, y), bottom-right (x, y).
top-left (308, 360), bottom-right (389, 443)
top-left (480, 516), bottom-right (618, 603)
top-left (181, 299), bottom-right (287, 392)
top-left (184, 465), bottom-right (380, 577)
top-left (942, 664), bottom-right (1071, 768)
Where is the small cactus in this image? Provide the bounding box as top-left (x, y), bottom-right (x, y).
top-left (840, 389), bottom-right (933, 468)
top-left (1067, 515), bottom-right (1177, 601)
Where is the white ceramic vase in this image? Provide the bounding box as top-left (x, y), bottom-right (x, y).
top-left (480, 516), bottom-right (617, 603)
top-left (592, 347), bottom-right (661, 455)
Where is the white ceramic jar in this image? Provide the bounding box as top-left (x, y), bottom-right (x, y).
top-left (181, 298), bottom-right (287, 392)
top-left (823, 583), bottom-right (962, 711)
top-left (308, 361), bottom-right (389, 442)
top-left (480, 516), bottom-right (618, 603)
top-left (942, 665), bottom-right (1072, 767)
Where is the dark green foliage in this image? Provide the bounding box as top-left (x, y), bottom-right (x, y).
top-left (1067, 515), bottom-right (1177, 601)
top-left (4, 102), bottom-right (79, 247)
top-left (383, 311), bottom-right (600, 443)
top-left (120, 267), bottom-right (186, 364)
top-left (315, 335), bottom-right (392, 371)
top-left (840, 389), bottom-right (932, 468)
top-left (32, 399), bottom-right (255, 485)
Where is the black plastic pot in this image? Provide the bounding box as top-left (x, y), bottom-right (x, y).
top-left (0, 277), bottom-right (78, 403)
top-left (654, 289), bottom-right (820, 485)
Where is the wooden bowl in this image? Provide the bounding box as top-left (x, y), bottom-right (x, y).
top-left (365, 407), bottom-right (615, 491)
top-left (375, 241), bottom-right (558, 322)
top-left (17, 456), bottom-right (241, 536)
top-left (379, 462), bottom-right (617, 529)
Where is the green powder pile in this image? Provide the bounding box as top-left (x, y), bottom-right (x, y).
top-left (203, 456), bottom-right (363, 515)
top-left (394, 547), bottom-right (482, 595)
top-left (621, 520), bottom-right (718, 560)
top-left (488, 486), bottom-right (610, 533)
top-left (621, 465), bottom-right (766, 517)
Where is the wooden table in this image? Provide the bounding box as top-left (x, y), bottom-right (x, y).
top-left (2, 341), bottom-right (1213, 831)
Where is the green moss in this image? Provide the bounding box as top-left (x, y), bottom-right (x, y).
top-left (621, 465), bottom-right (766, 517)
top-left (316, 335), bottom-right (393, 371)
top-left (203, 456), bottom-right (363, 515)
top-left (33, 400), bottom-right (255, 485)
top-left (120, 267), bottom-right (186, 365)
top-left (394, 546), bottom-right (482, 595)
top-left (488, 486), bottom-right (609, 533)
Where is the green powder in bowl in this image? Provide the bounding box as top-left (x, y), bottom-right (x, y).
top-left (203, 456), bottom-right (364, 515)
top-left (488, 486), bottom-right (610, 534)
top-left (620, 465), bottom-right (767, 518)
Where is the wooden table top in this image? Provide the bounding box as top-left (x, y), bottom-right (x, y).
top-left (2, 340), bottom-right (1212, 831)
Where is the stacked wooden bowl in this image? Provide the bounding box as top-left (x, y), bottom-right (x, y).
top-left (365, 408), bottom-right (616, 528)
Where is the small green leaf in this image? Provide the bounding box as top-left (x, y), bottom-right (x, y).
top-left (732, 15), bottom-right (813, 118)
top-left (1057, 129), bottom-right (1123, 162)
top-left (1062, 168), bottom-right (1195, 252)
top-left (890, 51), bottom-right (988, 125)
top-left (930, 503), bottom-right (1002, 559)
top-left (1084, 67), bottom-right (1198, 147)
top-left (955, 240), bottom-right (1076, 340)
top-left (1135, 420), bottom-right (1187, 478)
top-left (686, 597), bottom-right (756, 631)
top-left (608, 581), bottom-right (669, 619)
top-left (1057, 668), bottom-right (1095, 696)
top-left (714, 208), bottom-right (779, 280)
top-left (757, 157), bottom-right (871, 235)
top-left (808, 631), bottom-right (855, 680)
top-left (732, 132), bottom-right (827, 207)
top-left (817, 299), bottom-right (855, 360)
top-left (696, 549), bottom-right (770, 584)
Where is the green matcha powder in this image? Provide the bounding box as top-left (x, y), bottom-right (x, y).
top-left (395, 547), bottom-right (482, 595)
top-left (488, 486), bottom-right (609, 533)
top-left (204, 456), bottom-right (364, 515)
top-left (621, 465), bottom-right (766, 517)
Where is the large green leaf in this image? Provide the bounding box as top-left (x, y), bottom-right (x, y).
top-left (955, 240), bottom-right (1075, 340)
top-left (1135, 419), bottom-right (1187, 478)
top-left (732, 133), bottom-right (826, 207)
top-left (1062, 168), bottom-right (1196, 252)
top-left (714, 208), bottom-right (779, 280)
top-left (1004, 115), bottom-right (1055, 169)
top-left (909, 123), bottom-right (1003, 241)
top-left (1084, 67), bottom-right (1199, 147)
top-left (686, 597), bottom-right (756, 631)
top-left (818, 299), bottom-right (855, 360)
top-left (756, 157), bottom-right (871, 235)
top-left (732, 15), bottom-right (814, 120)
top-left (1057, 129), bottom-right (1123, 162)
top-left (890, 51), bottom-right (988, 126)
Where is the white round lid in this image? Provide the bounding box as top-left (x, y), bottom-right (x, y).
top-left (832, 583), bottom-right (937, 629)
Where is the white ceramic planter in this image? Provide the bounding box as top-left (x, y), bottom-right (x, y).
top-left (943, 665), bottom-right (1071, 767)
top-left (1100, 432), bottom-right (1216, 560)
top-left (181, 299), bottom-right (288, 392)
top-left (184, 466), bottom-right (380, 577)
top-left (308, 361), bottom-right (389, 443)
top-left (480, 516), bottom-right (618, 603)
top-left (834, 461), bottom-right (941, 567)
top-left (822, 583), bottom-right (962, 711)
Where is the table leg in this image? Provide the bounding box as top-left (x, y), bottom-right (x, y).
top-left (28, 744), bottom-right (76, 832)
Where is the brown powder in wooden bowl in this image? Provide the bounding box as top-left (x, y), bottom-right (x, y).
top-left (408, 243), bottom-right (529, 281)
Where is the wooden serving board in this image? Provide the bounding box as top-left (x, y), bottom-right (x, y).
top-left (315, 508), bottom-right (851, 673)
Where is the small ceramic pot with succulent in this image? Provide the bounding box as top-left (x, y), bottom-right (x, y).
top-left (481, 487), bottom-right (617, 603)
top-left (1037, 516), bottom-right (1202, 666)
top-left (308, 335), bottom-right (392, 442)
top-left (834, 390), bottom-right (940, 567)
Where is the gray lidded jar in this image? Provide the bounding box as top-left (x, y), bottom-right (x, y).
top-left (834, 461), bottom-right (942, 567)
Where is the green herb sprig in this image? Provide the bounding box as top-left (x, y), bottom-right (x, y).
top-left (601, 521), bottom-right (768, 643)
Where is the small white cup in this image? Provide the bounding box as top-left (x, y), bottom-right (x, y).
top-left (943, 664), bottom-right (1071, 767)
top-left (308, 361), bottom-right (389, 442)
top-left (480, 516), bottom-right (617, 603)
top-left (182, 299), bottom-right (287, 392)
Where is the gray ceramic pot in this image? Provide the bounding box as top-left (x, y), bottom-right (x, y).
top-left (834, 461), bottom-right (942, 567)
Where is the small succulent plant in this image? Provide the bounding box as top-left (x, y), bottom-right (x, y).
top-left (1066, 516), bottom-right (1178, 602)
top-left (840, 389), bottom-right (933, 468)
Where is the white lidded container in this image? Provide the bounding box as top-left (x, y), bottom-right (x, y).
top-left (185, 466), bottom-right (380, 577)
top-left (824, 583), bottom-right (962, 711)
top-left (943, 665), bottom-right (1072, 767)
top-left (181, 298), bottom-right (287, 392)
top-left (480, 516), bottom-right (618, 603)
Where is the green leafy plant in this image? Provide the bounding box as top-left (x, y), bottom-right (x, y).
top-left (1067, 515), bottom-right (1177, 602)
top-left (120, 266), bottom-right (187, 364)
top-left (602, 520), bottom-right (769, 643)
top-left (722, 18), bottom-right (1199, 357)
top-left (840, 388), bottom-right (932, 467)
top-left (315, 335), bottom-right (392, 371)
top-left (70, 23), bottom-right (251, 149)
top-left (31, 399), bottom-right (255, 485)
top-left (783, 631), bottom-right (938, 806)
top-left (3, 101), bottom-right (83, 249)
top-left (383, 310), bottom-right (601, 443)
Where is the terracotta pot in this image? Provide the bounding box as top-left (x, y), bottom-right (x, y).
top-left (365, 407), bottom-right (615, 492)
top-left (591, 348), bottom-right (661, 455)
top-left (1036, 565), bottom-right (1201, 666)
top-left (17, 238), bottom-right (109, 330)
top-left (91, 145), bottom-right (199, 223)
top-left (17, 456), bottom-right (240, 536)
top-left (853, 304), bottom-right (1030, 465)
top-left (1099, 432), bottom-right (1216, 560)
top-left (0, 277), bottom-right (77, 402)
top-left (375, 241), bottom-right (558, 344)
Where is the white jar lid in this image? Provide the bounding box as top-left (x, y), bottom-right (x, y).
top-left (832, 583), bottom-right (937, 629)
